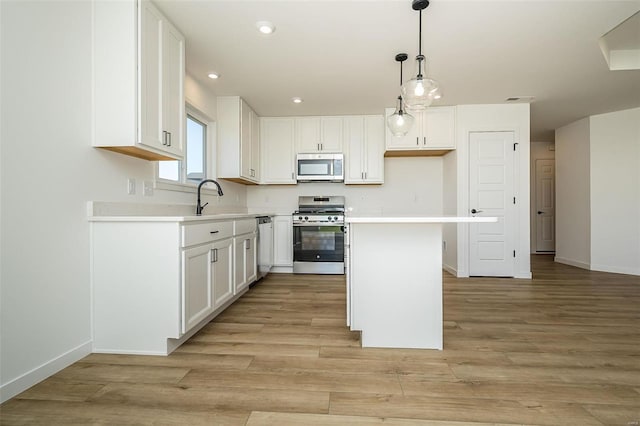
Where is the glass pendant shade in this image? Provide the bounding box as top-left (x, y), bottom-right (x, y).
top-left (387, 97), bottom-right (414, 137)
top-left (401, 56), bottom-right (441, 111)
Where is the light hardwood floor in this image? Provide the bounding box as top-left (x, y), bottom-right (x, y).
top-left (1, 255), bottom-right (639, 425)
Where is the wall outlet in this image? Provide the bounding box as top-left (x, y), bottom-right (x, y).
top-left (127, 178), bottom-right (136, 195)
top-left (143, 181), bottom-right (154, 197)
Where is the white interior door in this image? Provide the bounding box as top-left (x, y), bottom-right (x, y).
top-left (469, 131), bottom-right (515, 277)
top-left (535, 159), bottom-right (556, 252)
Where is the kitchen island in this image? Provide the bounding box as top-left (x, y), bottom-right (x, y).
top-left (345, 216), bottom-right (496, 349)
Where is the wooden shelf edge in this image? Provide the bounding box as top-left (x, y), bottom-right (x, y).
top-left (384, 149), bottom-right (454, 157)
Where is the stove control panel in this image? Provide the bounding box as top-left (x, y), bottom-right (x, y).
top-left (293, 214), bottom-right (344, 224)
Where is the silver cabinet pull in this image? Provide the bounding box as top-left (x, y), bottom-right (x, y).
top-left (214, 248), bottom-right (218, 262)
top-left (423, 136), bottom-right (426, 145)
top-left (246, 239), bottom-right (251, 250)
top-left (168, 132), bottom-right (172, 147)
top-left (162, 131), bottom-right (168, 146)
top-left (416, 137), bottom-right (419, 146)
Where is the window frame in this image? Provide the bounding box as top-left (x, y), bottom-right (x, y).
top-left (155, 105), bottom-right (218, 195)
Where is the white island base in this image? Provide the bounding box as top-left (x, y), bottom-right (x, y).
top-left (346, 216), bottom-right (496, 350)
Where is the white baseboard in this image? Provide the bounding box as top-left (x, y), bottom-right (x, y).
top-left (515, 272), bottom-right (533, 279)
top-left (0, 340), bottom-right (92, 403)
top-left (554, 256), bottom-right (590, 270)
top-left (443, 263), bottom-right (457, 276)
top-left (590, 263), bottom-right (640, 277)
top-left (270, 266), bottom-right (293, 274)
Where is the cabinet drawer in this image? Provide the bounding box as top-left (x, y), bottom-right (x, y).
top-left (234, 218), bottom-right (257, 235)
top-left (182, 221), bottom-right (233, 247)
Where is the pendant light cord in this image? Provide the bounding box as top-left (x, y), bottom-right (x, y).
top-left (419, 9), bottom-right (422, 56)
top-left (416, 9), bottom-right (424, 78)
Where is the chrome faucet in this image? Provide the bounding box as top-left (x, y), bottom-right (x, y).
top-left (196, 179), bottom-right (224, 215)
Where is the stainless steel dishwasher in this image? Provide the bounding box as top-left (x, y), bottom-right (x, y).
top-left (254, 216), bottom-right (273, 283)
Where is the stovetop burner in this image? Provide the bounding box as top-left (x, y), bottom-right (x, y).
top-left (294, 195), bottom-right (345, 224)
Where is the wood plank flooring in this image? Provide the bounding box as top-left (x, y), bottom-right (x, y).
top-left (2, 255), bottom-right (639, 425)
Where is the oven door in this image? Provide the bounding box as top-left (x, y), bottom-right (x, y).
top-left (293, 223), bottom-right (345, 263)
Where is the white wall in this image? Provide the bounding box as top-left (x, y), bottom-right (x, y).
top-left (455, 104), bottom-right (531, 278)
top-left (0, 1), bottom-right (244, 402)
top-left (590, 108), bottom-right (640, 275)
top-left (246, 157), bottom-right (444, 215)
top-left (555, 118), bottom-right (591, 269)
top-left (529, 141), bottom-right (555, 252)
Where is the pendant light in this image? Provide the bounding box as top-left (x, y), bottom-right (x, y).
top-left (387, 53), bottom-right (415, 137)
top-left (401, 0), bottom-right (442, 111)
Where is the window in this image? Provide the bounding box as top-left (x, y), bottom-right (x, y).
top-left (157, 108), bottom-right (212, 187)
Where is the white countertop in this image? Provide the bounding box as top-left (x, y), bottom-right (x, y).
top-left (86, 201), bottom-right (279, 222)
top-left (345, 215), bottom-right (497, 224)
top-left (88, 212), bottom-right (276, 223)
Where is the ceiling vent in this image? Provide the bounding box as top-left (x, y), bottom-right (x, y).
top-left (505, 96), bottom-right (535, 103)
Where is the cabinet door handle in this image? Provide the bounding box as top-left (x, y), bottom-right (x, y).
top-left (364, 171), bottom-right (367, 179)
top-left (211, 248), bottom-right (218, 263)
top-left (168, 132), bottom-right (172, 147)
top-left (416, 137), bottom-right (419, 146)
top-left (246, 238), bottom-right (251, 250)
top-left (210, 230), bottom-right (219, 235)
top-left (162, 131), bottom-right (167, 146)
top-left (423, 136), bottom-right (426, 145)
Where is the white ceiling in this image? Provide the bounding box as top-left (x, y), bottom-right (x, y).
top-left (155, 0), bottom-right (640, 141)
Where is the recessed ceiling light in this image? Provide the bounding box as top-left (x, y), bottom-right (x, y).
top-left (292, 97), bottom-right (303, 104)
top-left (207, 72), bottom-right (219, 79)
top-left (256, 21), bottom-right (275, 35)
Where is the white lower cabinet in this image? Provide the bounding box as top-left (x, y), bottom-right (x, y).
top-left (212, 238), bottom-right (234, 309)
top-left (234, 218), bottom-right (258, 293)
top-left (91, 216), bottom-right (258, 356)
top-left (182, 236), bottom-right (234, 334)
top-left (182, 244), bottom-right (215, 333)
top-left (234, 233), bottom-right (257, 294)
top-left (273, 215), bottom-right (293, 267)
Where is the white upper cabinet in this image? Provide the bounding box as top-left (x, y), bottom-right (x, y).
top-left (385, 106), bottom-right (456, 156)
top-left (93, 0), bottom-right (185, 161)
top-left (296, 117), bottom-right (343, 153)
top-left (217, 96), bottom-right (260, 184)
top-left (344, 116), bottom-right (384, 184)
top-left (260, 117), bottom-right (296, 184)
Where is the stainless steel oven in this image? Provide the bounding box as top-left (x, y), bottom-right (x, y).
top-left (293, 196), bottom-right (345, 274)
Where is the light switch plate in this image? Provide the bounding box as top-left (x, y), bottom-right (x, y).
top-left (143, 181), bottom-right (154, 197)
top-left (127, 178), bottom-right (136, 195)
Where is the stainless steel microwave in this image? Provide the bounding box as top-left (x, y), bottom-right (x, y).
top-left (296, 153), bottom-right (344, 182)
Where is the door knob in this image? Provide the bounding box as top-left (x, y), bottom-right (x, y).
top-left (470, 209), bottom-right (483, 214)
